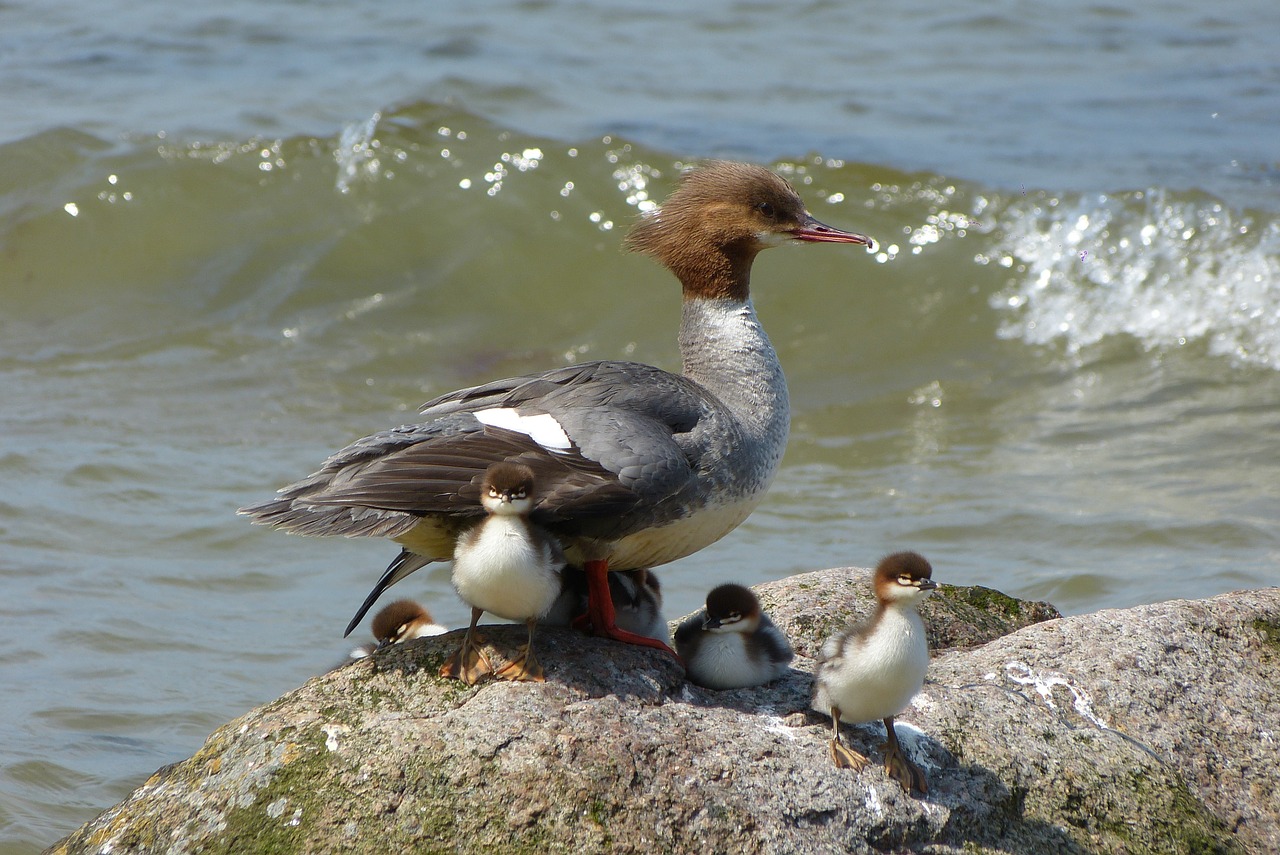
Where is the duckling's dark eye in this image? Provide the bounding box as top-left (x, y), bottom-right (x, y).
top-left (756, 201), bottom-right (776, 218)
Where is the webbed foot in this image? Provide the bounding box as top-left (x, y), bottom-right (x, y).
top-left (882, 716), bottom-right (928, 793)
top-left (439, 608), bottom-right (492, 685)
top-left (830, 738), bottom-right (871, 770)
top-left (827, 707), bottom-right (871, 770)
top-left (494, 644), bottom-right (546, 682)
top-left (582, 560), bottom-right (680, 660)
top-left (440, 634), bottom-right (493, 684)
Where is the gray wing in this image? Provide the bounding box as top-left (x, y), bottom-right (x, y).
top-left (673, 610), bottom-right (707, 655)
top-left (419, 360), bottom-right (735, 499)
top-left (241, 360), bottom-right (735, 540)
top-left (756, 616), bottom-right (795, 667)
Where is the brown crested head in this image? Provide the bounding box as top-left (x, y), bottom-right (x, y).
top-left (872, 551), bottom-right (938, 605)
top-left (703, 582), bottom-right (762, 630)
top-left (371, 598), bottom-right (431, 645)
top-left (480, 460), bottom-right (537, 501)
top-left (625, 161), bottom-right (873, 301)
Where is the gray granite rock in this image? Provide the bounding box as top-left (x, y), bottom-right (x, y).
top-left (46, 569), bottom-right (1278, 854)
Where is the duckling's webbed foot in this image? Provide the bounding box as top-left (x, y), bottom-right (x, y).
top-left (884, 747), bottom-right (928, 793)
top-left (494, 645), bottom-right (545, 682)
top-left (882, 716), bottom-right (928, 793)
top-left (828, 708), bottom-right (871, 770)
top-left (439, 608), bottom-right (493, 685)
top-left (440, 635), bottom-right (493, 685)
top-left (494, 620), bottom-right (546, 682)
top-left (830, 739), bottom-right (871, 770)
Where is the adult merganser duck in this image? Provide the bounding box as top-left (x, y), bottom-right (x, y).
top-left (239, 160), bottom-right (873, 651)
top-left (348, 598), bottom-right (448, 660)
top-left (444, 461), bottom-right (564, 683)
top-left (674, 583), bottom-right (793, 689)
top-left (812, 552), bottom-right (938, 793)
top-left (545, 567), bottom-right (668, 643)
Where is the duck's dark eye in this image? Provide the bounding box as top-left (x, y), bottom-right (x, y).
top-left (756, 201), bottom-right (776, 218)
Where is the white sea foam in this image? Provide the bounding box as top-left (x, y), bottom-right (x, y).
top-left (987, 189), bottom-right (1280, 369)
top-left (335, 112), bottom-right (382, 194)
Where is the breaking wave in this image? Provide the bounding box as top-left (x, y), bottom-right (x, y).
top-left (985, 187), bottom-right (1280, 369)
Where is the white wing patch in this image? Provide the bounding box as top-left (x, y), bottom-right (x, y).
top-left (473, 408), bottom-right (572, 451)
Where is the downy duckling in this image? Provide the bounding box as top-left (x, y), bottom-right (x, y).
top-left (813, 552), bottom-right (937, 792)
top-left (348, 598), bottom-right (447, 659)
top-left (443, 461), bottom-right (564, 684)
top-left (675, 583), bottom-right (792, 689)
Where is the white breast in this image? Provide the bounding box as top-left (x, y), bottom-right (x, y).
top-left (813, 608), bottom-right (929, 724)
top-left (567, 494), bottom-right (764, 569)
top-left (452, 517), bottom-right (562, 621)
top-left (686, 631), bottom-right (786, 690)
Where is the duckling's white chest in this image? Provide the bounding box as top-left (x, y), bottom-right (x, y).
top-left (451, 516), bottom-right (562, 621)
top-left (814, 607), bottom-right (929, 724)
top-left (686, 631), bottom-right (776, 690)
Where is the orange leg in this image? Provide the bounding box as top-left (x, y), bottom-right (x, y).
top-left (440, 607), bottom-right (493, 685)
top-left (493, 618), bottom-right (547, 683)
top-left (582, 559), bottom-right (679, 658)
top-left (828, 706), bottom-right (871, 770)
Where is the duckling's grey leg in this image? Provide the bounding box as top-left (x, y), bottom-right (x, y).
top-left (440, 607), bottom-right (493, 685)
top-left (495, 618), bottom-right (546, 682)
top-left (881, 716), bottom-right (928, 793)
top-left (828, 706), bottom-right (871, 770)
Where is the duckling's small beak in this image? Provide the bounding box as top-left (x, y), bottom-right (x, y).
top-left (919, 579), bottom-right (938, 591)
top-left (703, 615), bottom-right (722, 630)
top-left (375, 637), bottom-right (395, 652)
top-left (790, 214), bottom-right (875, 248)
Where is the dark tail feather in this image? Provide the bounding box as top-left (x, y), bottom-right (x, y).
top-left (344, 549), bottom-right (436, 637)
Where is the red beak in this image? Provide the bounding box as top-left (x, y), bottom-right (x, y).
top-left (790, 214), bottom-right (875, 248)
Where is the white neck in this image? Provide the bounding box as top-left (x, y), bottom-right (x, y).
top-left (679, 298), bottom-right (790, 444)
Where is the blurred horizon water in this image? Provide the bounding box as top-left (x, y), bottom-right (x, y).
top-left (2, 1), bottom-right (1278, 850)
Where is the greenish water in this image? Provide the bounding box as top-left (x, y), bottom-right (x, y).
top-left (3, 1), bottom-right (1279, 851)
